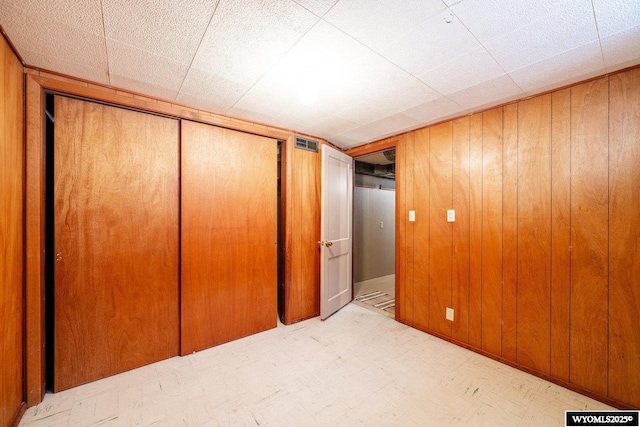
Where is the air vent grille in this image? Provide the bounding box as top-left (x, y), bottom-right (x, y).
top-left (295, 136), bottom-right (319, 153)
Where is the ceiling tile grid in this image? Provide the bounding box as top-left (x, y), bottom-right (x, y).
top-left (1, 0), bottom-right (640, 148)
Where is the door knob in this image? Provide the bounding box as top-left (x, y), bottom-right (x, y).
top-left (325, 241), bottom-right (333, 247)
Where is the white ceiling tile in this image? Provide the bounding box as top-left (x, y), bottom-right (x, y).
top-left (102, 0), bottom-right (218, 65)
top-left (107, 39), bottom-right (187, 99)
top-left (303, 115), bottom-right (361, 140)
top-left (190, 0), bottom-right (319, 88)
top-left (417, 48), bottom-right (505, 95)
top-left (2, 0), bottom-right (103, 35)
top-left (447, 74), bottom-right (525, 111)
top-left (484, 0), bottom-right (598, 73)
top-left (324, 0), bottom-right (443, 52)
top-left (592, 0), bottom-right (640, 38)
top-left (178, 67), bottom-right (247, 114)
top-left (600, 25), bottom-right (640, 73)
top-left (337, 113), bottom-right (421, 144)
top-left (379, 13), bottom-right (483, 80)
top-left (402, 97), bottom-right (462, 124)
top-left (509, 40), bottom-right (605, 95)
top-left (18, 48), bottom-right (109, 84)
top-left (444, 0), bottom-right (560, 44)
top-left (109, 75), bottom-right (179, 101)
top-left (293, 0), bottom-right (339, 17)
top-left (0, 4), bottom-right (107, 71)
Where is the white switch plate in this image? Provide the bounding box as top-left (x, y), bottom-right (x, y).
top-left (409, 210), bottom-right (416, 222)
top-left (446, 307), bottom-right (454, 321)
top-left (380, 221), bottom-right (384, 229)
top-left (447, 209), bottom-right (455, 222)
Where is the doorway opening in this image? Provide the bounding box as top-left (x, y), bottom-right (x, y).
top-left (353, 149), bottom-right (396, 317)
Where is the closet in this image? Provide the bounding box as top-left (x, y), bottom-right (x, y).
top-left (51, 96), bottom-right (277, 390)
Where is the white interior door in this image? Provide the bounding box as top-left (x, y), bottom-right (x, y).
top-left (321, 145), bottom-right (354, 320)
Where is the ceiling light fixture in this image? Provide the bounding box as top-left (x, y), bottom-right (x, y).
top-left (296, 71), bottom-right (318, 104)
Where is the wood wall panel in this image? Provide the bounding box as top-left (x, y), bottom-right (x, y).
top-left (550, 89), bottom-right (571, 382)
top-left (516, 95), bottom-right (552, 374)
top-left (412, 129), bottom-right (430, 330)
top-left (181, 121), bottom-right (277, 354)
top-left (391, 67), bottom-right (640, 408)
top-left (25, 73), bottom-right (46, 406)
top-left (451, 117), bottom-right (470, 343)
top-left (54, 97), bottom-right (180, 391)
top-left (608, 68), bottom-right (640, 407)
top-left (395, 137), bottom-right (409, 323)
top-left (428, 122), bottom-right (452, 336)
top-left (480, 108), bottom-right (503, 356)
top-left (468, 113), bottom-right (483, 348)
top-left (569, 78), bottom-right (609, 396)
top-left (0, 33), bottom-right (24, 427)
top-left (281, 138), bottom-right (321, 324)
top-left (501, 103), bottom-right (518, 361)
top-left (403, 134), bottom-right (416, 324)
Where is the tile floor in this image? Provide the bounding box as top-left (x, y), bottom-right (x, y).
top-left (20, 303), bottom-right (612, 427)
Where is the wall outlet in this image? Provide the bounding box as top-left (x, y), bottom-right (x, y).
top-left (380, 221), bottom-right (384, 229)
top-left (409, 210), bottom-right (416, 222)
top-left (446, 307), bottom-right (454, 321)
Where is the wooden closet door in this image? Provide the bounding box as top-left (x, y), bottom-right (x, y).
top-left (181, 121), bottom-right (277, 354)
top-left (54, 96), bottom-right (180, 391)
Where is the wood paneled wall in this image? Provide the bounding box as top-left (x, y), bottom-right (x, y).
top-left (396, 67), bottom-right (640, 409)
top-left (281, 136), bottom-right (321, 324)
top-left (0, 32), bottom-right (25, 427)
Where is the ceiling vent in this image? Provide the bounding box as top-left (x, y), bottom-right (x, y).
top-left (295, 136), bottom-right (319, 153)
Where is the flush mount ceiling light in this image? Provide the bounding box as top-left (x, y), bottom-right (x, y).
top-left (297, 74), bottom-right (318, 104)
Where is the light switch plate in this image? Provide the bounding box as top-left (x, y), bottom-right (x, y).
top-left (409, 210), bottom-right (416, 222)
top-left (447, 209), bottom-right (455, 222)
top-left (446, 307), bottom-right (454, 321)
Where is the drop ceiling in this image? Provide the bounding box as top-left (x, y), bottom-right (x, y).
top-left (1, 0), bottom-right (639, 149)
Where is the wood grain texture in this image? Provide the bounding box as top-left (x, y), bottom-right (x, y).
top-left (608, 68), bottom-right (640, 408)
top-left (569, 78), bottom-right (609, 396)
top-left (25, 75), bottom-right (46, 406)
top-left (54, 97), bottom-right (180, 391)
top-left (297, 146), bottom-right (321, 320)
top-left (0, 32), bottom-right (24, 427)
top-left (395, 136), bottom-right (410, 323)
top-left (481, 108), bottom-right (503, 356)
top-left (468, 113), bottom-right (483, 348)
top-left (451, 117), bottom-right (470, 343)
top-left (550, 88), bottom-right (571, 382)
top-left (428, 122), bottom-right (452, 336)
top-left (413, 128), bottom-right (430, 330)
top-left (516, 95), bottom-right (552, 374)
top-left (181, 121), bottom-right (277, 354)
top-left (404, 133), bottom-right (416, 325)
top-left (501, 103), bottom-right (518, 362)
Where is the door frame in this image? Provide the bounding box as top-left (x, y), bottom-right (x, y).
top-left (344, 139), bottom-right (401, 320)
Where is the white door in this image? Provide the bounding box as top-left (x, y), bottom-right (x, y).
top-left (320, 145), bottom-right (354, 320)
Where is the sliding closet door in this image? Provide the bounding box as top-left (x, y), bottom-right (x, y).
top-left (54, 96), bottom-right (180, 391)
top-left (181, 121), bottom-right (277, 354)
